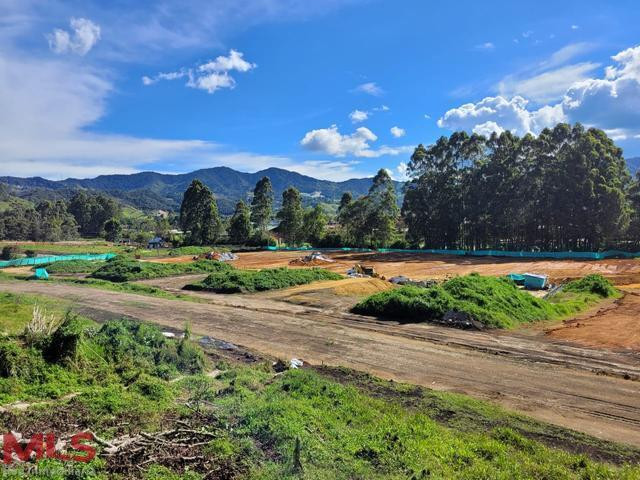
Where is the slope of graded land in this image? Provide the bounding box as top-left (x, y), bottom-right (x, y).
top-left (1, 279), bottom-right (638, 448)
top-left (228, 250), bottom-right (640, 284)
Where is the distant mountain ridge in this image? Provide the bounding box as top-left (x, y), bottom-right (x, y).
top-left (0, 167), bottom-right (403, 215)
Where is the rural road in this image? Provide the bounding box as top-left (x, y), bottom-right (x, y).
top-left (3, 280), bottom-right (640, 448)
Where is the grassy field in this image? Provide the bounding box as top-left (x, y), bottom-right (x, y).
top-left (0, 242), bottom-right (228, 259)
top-left (0, 292), bottom-right (71, 334)
top-left (39, 259), bottom-right (107, 274)
top-left (185, 267), bottom-right (343, 293)
top-left (0, 306), bottom-right (637, 478)
top-left (353, 274), bottom-right (619, 328)
top-left (91, 257), bottom-right (233, 282)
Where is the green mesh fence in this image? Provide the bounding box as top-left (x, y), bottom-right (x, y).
top-left (0, 253), bottom-right (116, 269)
top-left (265, 246), bottom-right (640, 260)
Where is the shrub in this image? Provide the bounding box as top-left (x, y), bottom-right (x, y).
top-left (1, 245), bottom-right (19, 260)
top-left (45, 311), bottom-right (88, 364)
top-left (186, 267), bottom-right (342, 293)
top-left (563, 274), bottom-right (616, 298)
top-left (24, 249), bottom-right (37, 258)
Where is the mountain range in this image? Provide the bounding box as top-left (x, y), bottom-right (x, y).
top-left (0, 167), bottom-right (403, 215)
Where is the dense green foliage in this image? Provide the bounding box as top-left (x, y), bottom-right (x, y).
top-left (338, 169), bottom-right (399, 248)
top-left (229, 200), bottom-right (252, 244)
top-left (277, 187), bottom-right (305, 246)
top-left (250, 176), bottom-right (274, 232)
top-left (353, 274), bottom-right (618, 329)
top-left (68, 191), bottom-right (120, 238)
top-left (0, 200), bottom-right (78, 242)
top-left (180, 179), bottom-right (223, 246)
top-left (302, 204), bottom-right (328, 245)
top-left (562, 274), bottom-right (618, 298)
top-left (186, 266), bottom-right (342, 293)
top-left (402, 125), bottom-right (633, 251)
top-left (91, 257), bottom-right (233, 282)
top-left (0, 315), bottom-right (204, 404)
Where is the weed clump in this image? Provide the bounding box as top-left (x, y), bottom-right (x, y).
top-left (563, 274), bottom-right (617, 298)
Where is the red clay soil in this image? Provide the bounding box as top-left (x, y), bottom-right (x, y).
top-left (231, 250), bottom-right (640, 284)
top-left (547, 287), bottom-right (640, 351)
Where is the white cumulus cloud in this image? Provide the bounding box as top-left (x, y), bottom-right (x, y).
top-left (390, 126), bottom-right (406, 138)
top-left (439, 44), bottom-right (640, 140)
top-left (143, 49), bottom-right (256, 94)
top-left (353, 82), bottom-right (384, 96)
top-left (438, 96), bottom-right (565, 136)
top-left (47, 17), bottom-right (100, 56)
top-left (349, 109), bottom-right (369, 123)
top-left (300, 125), bottom-right (411, 158)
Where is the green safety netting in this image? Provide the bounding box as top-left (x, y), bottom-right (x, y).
top-left (0, 253), bottom-right (116, 269)
top-left (265, 246), bottom-right (640, 260)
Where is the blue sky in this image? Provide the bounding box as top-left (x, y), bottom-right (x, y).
top-left (1, 0), bottom-right (640, 181)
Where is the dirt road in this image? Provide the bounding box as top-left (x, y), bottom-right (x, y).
top-left (2, 280), bottom-right (640, 448)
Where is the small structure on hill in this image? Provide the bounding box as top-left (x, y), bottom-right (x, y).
top-left (147, 236), bottom-right (166, 249)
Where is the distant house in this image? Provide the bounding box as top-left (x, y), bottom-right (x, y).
top-left (148, 236), bottom-right (165, 249)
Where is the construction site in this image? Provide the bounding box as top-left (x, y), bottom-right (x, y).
top-left (2, 247), bottom-right (638, 452)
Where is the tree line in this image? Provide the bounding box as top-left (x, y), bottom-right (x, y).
top-left (402, 124), bottom-right (636, 251)
top-left (2, 123), bottom-right (639, 252)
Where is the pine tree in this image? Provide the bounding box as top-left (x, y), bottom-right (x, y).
top-left (229, 200), bottom-right (252, 244)
top-left (179, 180), bottom-right (223, 246)
top-left (277, 187), bottom-right (304, 246)
top-left (250, 177), bottom-right (273, 232)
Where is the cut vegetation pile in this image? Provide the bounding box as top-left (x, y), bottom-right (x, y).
top-left (186, 267), bottom-right (343, 293)
top-left (91, 257), bottom-right (233, 282)
top-left (353, 273), bottom-right (618, 329)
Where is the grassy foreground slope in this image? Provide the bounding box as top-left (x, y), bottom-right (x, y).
top-left (0, 298), bottom-right (638, 479)
top-left (353, 274), bottom-right (619, 328)
top-left (185, 267), bottom-right (343, 293)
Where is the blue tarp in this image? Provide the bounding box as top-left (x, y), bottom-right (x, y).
top-left (33, 268), bottom-right (49, 280)
top-left (0, 253), bottom-right (116, 269)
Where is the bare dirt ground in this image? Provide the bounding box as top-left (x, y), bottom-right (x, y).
top-left (227, 250), bottom-right (640, 284)
top-left (547, 287), bottom-right (640, 351)
top-left (2, 279), bottom-right (640, 448)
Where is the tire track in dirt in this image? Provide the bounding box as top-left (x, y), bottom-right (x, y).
top-left (2, 280), bottom-right (640, 447)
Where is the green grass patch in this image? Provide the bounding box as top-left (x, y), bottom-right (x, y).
top-left (90, 257), bottom-right (233, 282)
top-left (211, 367), bottom-right (640, 479)
top-left (50, 276), bottom-right (205, 302)
top-left (0, 304), bottom-right (638, 478)
top-left (0, 292), bottom-right (70, 335)
top-left (38, 259), bottom-right (106, 274)
top-left (353, 273), bottom-right (619, 329)
top-left (185, 267), bottom-right (343, 293)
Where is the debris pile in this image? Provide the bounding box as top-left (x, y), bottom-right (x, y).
top-left (347, 264), bottom-right (379, 278)
top-left (389, 276), bottom-right (437, 288)
top-left (202, 251), bottom-right (238, 262)
top-left (289, 251), bottom-right (335, 266)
